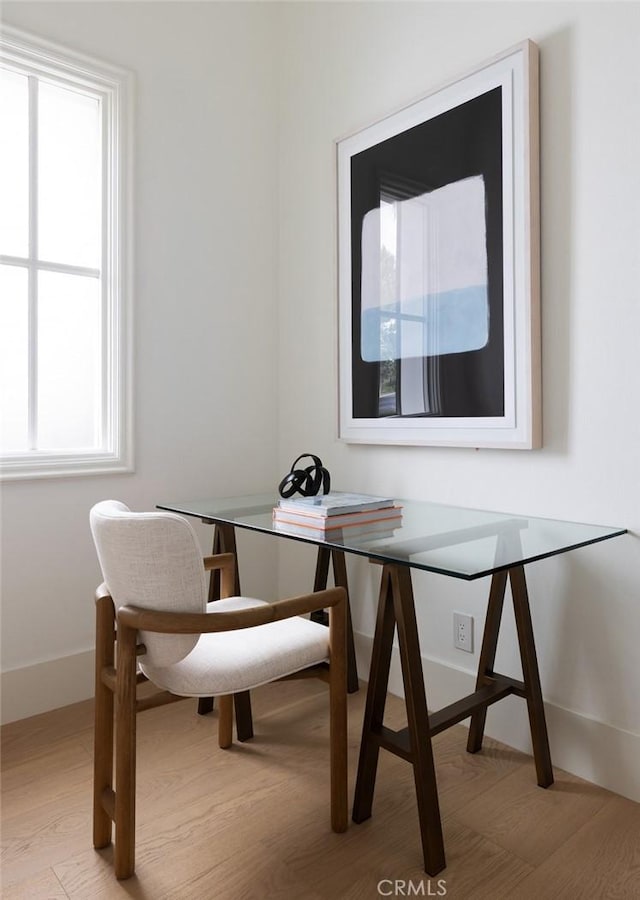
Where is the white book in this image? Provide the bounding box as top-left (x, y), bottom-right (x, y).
top-left (277, 491), bottom-right (395, 518)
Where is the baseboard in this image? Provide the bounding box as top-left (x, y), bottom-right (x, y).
top-left (354, 631), bottom-right (640, 804)
top-left (1, 649), bottom-right (95, 725)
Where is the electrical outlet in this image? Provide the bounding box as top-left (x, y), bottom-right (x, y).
top-left (453, 612), bottom-right (474, 652)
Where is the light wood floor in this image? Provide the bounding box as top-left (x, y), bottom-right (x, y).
top-left (2, 680), bottom-right (639, 899)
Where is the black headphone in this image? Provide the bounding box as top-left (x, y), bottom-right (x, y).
top-left (278, 453), bottom-right (331, 499)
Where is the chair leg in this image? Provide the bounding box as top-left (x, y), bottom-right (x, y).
top-left (94, 592), bottom-right (115, 849)
top-left (114, 622), bottom-right (138, 879)
top-left (218, 695), bottom-right (234, 749)
top-left (329, 594), bottom-right (348, 833)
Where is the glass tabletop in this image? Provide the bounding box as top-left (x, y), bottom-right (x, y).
top-left (157, 493), bottom-right (626, 581)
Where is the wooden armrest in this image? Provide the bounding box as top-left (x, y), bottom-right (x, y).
top-left (117, 587), bottom-right (346, 635)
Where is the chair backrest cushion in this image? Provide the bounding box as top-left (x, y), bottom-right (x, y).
top-left (90, 500), bottom-right (207, 666)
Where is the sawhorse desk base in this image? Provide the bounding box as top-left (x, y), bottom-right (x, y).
top-left (353, 562), bottom-right (553, 876)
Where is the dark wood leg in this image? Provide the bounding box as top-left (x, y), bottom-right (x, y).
top-left (391, 566), bottom-right (445, 876)
top-left (199, 524), bottom-right (253, 740)
top-left (510, 565), bottom-right (553, 787)
top-left (311, 547), bottom-right (331, 625)
top-left (206, 526), bottom-right (223, 605)
top-left (208, 523), bottom-right (241, 600)
top-left (312, 546), bottom-right (359, 693)
top-left (467, 563), bottom-right (552, 787)
top-left (331, 550), bottom-right (359, 694)
top-left (352, 566), bottom-right (396, 823)
top-left (233, 690), bottom-right (253, 743)
top-left (467, 569), bottom-right (508, 753)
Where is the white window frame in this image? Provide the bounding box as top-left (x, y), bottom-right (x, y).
top-left (0, 26), bottom-right (133, 480)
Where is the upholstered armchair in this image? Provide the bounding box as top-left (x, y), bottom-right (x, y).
top-left (90, 500), bottom-right (347, 879)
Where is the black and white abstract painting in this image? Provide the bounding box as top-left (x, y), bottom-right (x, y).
top-left (337, 42), bottom-right (541, 448)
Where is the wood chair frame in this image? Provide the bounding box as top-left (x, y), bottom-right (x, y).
top-left (93, 552), bottom-right (348, 879)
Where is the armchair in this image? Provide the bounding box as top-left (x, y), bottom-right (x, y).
top-left (90, 500), bottom-right (347, 879)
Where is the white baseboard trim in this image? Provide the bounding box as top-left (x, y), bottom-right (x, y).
top-left (1, 649), bottom-right (95, 725)
top-left (354, 631), bottom-right (640, 804)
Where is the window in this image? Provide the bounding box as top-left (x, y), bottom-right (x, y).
top-left (0, 27), bottom-right (132, 479)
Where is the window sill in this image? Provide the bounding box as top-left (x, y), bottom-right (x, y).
top-left (0, 451), bottom-right (133, 482)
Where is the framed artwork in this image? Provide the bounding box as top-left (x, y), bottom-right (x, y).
top-left (337, 41), bottom-right (540, 449)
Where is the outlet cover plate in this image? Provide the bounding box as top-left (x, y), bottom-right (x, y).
top-left (453, 612), bottom-right (474, 652)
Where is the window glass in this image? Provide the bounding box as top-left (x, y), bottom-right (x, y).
top-left (38, 81), bottom-right (102, 268)
top-left (0, 68), bottom-right (29, 257)
top-left (37, 270), bottom-right (102, 450)
top-left (0, 264), bottom-right (29, 450)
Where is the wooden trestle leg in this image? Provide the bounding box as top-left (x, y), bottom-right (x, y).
top-left (510, 565), bottom-right (554, 787)
top-left (352, 567), bottom-right (396, 824)
top-left (313, 546), bottom-right (359, 694)
top-left (198, 523), bottom-right (253, 742)
top-left (467, 565), bottom-right (553, 788)
top-left (392, 565), bottom-right (445, 874)
top-left (353, 564), bottom-right (446, 876)
top-left (354, 559), bottom-right (553, 876)
top-left (466, 569), bottom-right (508, 753)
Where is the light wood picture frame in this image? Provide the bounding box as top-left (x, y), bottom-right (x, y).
top-left (337, 41), bottom-right (540, 449)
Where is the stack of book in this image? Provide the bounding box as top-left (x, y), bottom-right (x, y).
top-left (273, 492), bottom-right (402, 540)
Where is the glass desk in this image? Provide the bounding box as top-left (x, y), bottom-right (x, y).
top-left (158, 494), bottom-right (626, 875)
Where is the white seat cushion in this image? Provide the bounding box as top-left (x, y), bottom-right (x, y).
top-left (139, 596), bottom-right (331, 696)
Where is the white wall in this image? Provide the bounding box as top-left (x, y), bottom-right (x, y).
top-left (0, 1), bottom-right (280, 721)
top-left (276, 2), bottom-right (640, 801)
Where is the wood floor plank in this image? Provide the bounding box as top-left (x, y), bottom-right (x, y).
top-left (422, 818), bottom-right (534, 900)
top-left (0, 867), bottom-right (69, 899)
top-left (1, 737), bottom-right (92, 820)
top-left (1, 700), bottom-right (94, 769)
top-left (432, 730), bottom-right (529, 816)
top-left (1, 790), bottom-right (92, 885)
top-left (453, 758), bottom-right (613, 866)
top-left (510, 794), bottom-right (640, 899)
